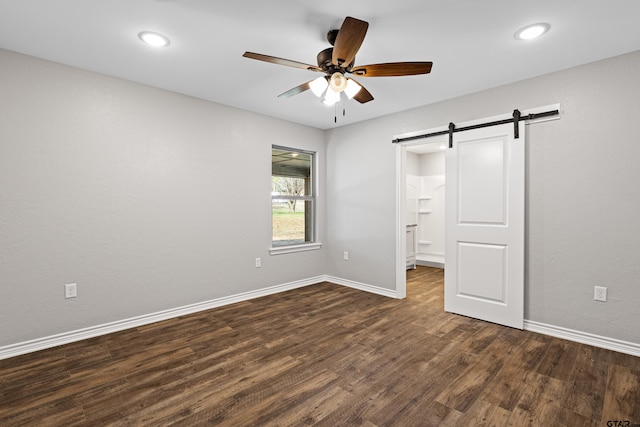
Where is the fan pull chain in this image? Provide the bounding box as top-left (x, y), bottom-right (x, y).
top-left (332, 98), bottom-right (347, 124)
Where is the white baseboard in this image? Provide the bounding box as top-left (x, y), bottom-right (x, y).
top-left (324, 275), bottom-right (400, 299)
top-left (5, 279), bottom-right (636, 360)
top-left (524, 320), bottom-right (640, 357)
top-left (0, 276), bottom-right (326, 361)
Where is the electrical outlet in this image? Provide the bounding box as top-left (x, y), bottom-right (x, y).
top-left (255, 257), bottom-right (261, 268)
top-left (343, 251), bottom-right (349, 261)
top-left (594, 286), bottom-right (607, 302)
top-left (65, 283), bottom-right (77, 299)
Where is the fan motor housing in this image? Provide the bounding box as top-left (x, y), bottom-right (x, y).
top-left (317, 47), bottom-right (354, 73)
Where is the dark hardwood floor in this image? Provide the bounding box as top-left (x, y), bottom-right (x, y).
top-left (1, 266), bottom-right (639, 426)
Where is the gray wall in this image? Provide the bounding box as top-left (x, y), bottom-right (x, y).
top-left (326, 50), bottom-right (640, 344)
top-left (2, 46), bottom-right (639, 349)
top-left (0, 49), bottom-right (326, 346)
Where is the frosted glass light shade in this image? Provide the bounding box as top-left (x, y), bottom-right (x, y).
top-left (309, 76), bottom-right (328, 97)
top-left (329, 72), bottom-right (348, 92)
top-left (322, 88), bottom-right (341, 105)
top-left (344, 79), bottom-right (362, 99)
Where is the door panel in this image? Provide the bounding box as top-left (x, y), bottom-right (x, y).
top-left (445, 122), bottom-right (524, 329)
top-left (457, 242), bottom-right (507, 303)
top-left (458, 137), bottom-right (506, 224)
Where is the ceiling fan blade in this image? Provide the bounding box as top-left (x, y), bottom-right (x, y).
top-left (243, 52), bottom-right (323, 72)
top-left (352, 83), bottom-right (374, 104)
top-left (278, 81), bottom-right (313, 98)
top-left (351, 62), bottom-right (433, 77)
top-left (332, 17), bottom-right (369, 67)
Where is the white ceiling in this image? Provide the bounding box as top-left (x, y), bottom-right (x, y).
top-left (1, 1), bottom-right (639, 130)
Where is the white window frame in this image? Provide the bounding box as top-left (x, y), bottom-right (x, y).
top-left (269, 145), bottom-right (321, 255)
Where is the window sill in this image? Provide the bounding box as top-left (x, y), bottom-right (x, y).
top-left (269, 242), bottom-right (323, 255)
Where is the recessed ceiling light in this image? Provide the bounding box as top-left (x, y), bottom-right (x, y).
top-left (138, 31), bottom-right (170, 47)
top-left (514, 23), bottom-right (550, 40)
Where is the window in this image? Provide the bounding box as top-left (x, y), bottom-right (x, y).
top-left (271, 146), bottom-right (316, 250)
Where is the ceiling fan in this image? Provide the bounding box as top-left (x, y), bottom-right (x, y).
top-left (242, 16), bottom-right (433, 106)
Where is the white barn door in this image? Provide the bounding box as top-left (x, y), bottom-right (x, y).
top-left (444, 121), bottom-right (524, 329)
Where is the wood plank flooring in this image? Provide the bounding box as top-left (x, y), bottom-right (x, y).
top-left (1, 266), bottom-right (639, 426)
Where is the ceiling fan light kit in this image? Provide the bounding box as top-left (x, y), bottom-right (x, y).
top-left (242, 16), bottom-right (433, 113)
top-left (306, 73), bottom-right (362, 106)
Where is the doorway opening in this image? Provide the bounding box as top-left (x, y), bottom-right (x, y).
top-left (406, 141), bottom-right (447, 269)
top-left (395, 136), bottom-right (448, 299)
